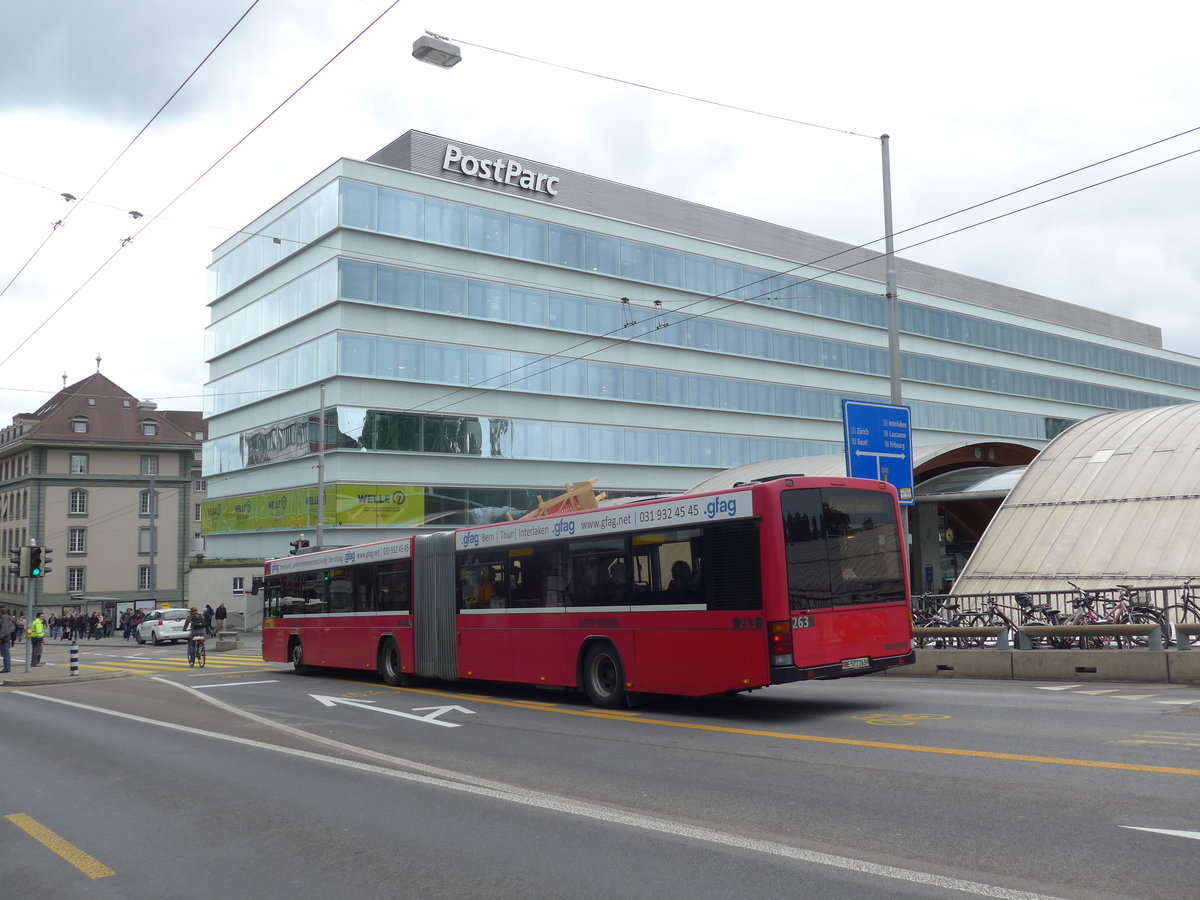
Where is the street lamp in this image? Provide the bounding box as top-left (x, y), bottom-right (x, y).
top-left (412, 34), bottom-right (462, 69)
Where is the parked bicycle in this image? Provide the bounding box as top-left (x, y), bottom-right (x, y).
top-left (911, 593), bottom-right (978, 647)
top-left (1103, 585), bottom-right (1170, 648)
top-left (1165, 578), bottom-right (1200, 647)
top-left (959, 593), bottom-right (1067, 648)
top-left (1063, 582), bottom-right (1112, 648)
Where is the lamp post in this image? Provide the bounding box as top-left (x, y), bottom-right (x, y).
top-left (881, 135), bottom-right (901, 407)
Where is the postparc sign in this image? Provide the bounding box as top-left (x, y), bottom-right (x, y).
top-left (442, 145), bottom-right (560, 197)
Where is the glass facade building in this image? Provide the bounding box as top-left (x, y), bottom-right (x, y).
top-left (201, 131), bottom-right (1200, 559)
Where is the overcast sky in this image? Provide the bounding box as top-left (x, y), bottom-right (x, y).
top-left (2, 0), bottom-right (1198, 419)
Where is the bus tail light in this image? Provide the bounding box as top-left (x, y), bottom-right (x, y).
top-left (768, 620), bottom-right (794, 666)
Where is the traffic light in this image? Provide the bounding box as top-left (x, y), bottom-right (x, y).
top-left (7, 547), bottom-right (20, 576)
top-left (289, 536), bottom-right (310, 556)
top-left (17, 546), bottom-right (31, 578)
top-left (28, 546), bottom-right (43, 578)
top-left (33, 549), bottom-right (52, 578)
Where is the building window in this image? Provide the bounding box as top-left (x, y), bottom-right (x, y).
top-left (122, 399), bottom-right (131, 408)
top-left (194, 503), bottom-right (202, 523)
top-left (232, 576), bottom-right (245, 594)
top-left (68, 488), bottom-right (88, 515)
top-left (139, 490), bottom-right (157, 516)
top-left (141, 420), bottom-right (157, 436)
top-left (138, 527), bottom-right (152, 554)
top-left (138, 565), bottom-right (152, 590)
top-left (193, 480), bottom-right (207, 492)
top-left (71, 418), bottom-right (89, 434)
top-left (68, 527), bottom-right (86, 554)
top-left (87, 398), bottom-right (96, 406)
top-left (195, 432), bottom-right (204, 440)
top-left (70, 454), bottom-right (89, 475)
top-left (67, 567), bottom-right (85, 592)
top-left (141, 455), bottom-right (159, 476)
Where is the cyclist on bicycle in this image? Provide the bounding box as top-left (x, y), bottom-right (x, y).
top-left (184, 606), bottom-right (206, 664)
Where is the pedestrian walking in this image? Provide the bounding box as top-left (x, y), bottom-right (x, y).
top-left (0, 607), bottom-right (13, 673)
top-left (204, 604), bottom-right (215, 637)
top-left (29, 611), bottom-right (46, 666)
top-left (15, 614), bottom-right (26, 644)
top-left (215, 602), bottom-right (228, 633)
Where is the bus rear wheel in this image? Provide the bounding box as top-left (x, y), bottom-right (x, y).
top-left (378, 639), bottom-right (403, 686)
top-left (582, 643), bottom-right (625, 708)
top-left (290, 640), bottom-right (308, 675)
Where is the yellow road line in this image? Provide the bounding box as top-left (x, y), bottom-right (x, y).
top-left (5, 813), bottom-right (114, 879)
top-left (357, 680), bottom-right (1200, 778)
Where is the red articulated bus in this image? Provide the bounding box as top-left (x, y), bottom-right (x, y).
top-left (260, 475), bottom-right (914, 707)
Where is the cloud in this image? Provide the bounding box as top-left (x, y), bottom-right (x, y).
top-left (0, 1), bottom-right (345, 125)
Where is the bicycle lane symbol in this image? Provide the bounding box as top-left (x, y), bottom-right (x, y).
top-left (852, 713), bottom-right (951, 726)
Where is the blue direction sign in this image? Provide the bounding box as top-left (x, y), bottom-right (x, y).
top-left (842, 400), bottom-right (914, 505)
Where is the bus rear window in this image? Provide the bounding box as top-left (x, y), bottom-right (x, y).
top-left (782, 487), bottom-right (904, 609)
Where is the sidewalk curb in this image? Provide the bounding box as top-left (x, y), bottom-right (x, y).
top-left (1, 669), bottom-right (133, 687)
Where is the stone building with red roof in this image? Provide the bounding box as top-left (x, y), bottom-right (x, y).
top-left (0, 372), bottom-right (199, 617)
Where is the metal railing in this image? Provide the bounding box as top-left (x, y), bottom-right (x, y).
top-left (913, 584), bottom-right (1196, 649)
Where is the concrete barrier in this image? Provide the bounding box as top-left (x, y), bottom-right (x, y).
top-left (214, 630), bottom-right (242, 652)
top-left (1011, 649), bottom-right (1169, 682)
top-left (1167, 651), bottom-right (1200, 684)
top-left (903, 648), bottom-right (1014, 679)
top-left (1174, 623), bottom-right (1200, 650)
top-left (890, 647), bottom-right (1188, 683)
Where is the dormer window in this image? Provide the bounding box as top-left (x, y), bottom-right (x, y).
top-left (141, 420), bottom-right (157, 436)
top-left (71, 417), bottom-right (89, 434)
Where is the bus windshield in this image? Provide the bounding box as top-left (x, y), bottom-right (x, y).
top-left (782, 487), bottom-right (904, 609)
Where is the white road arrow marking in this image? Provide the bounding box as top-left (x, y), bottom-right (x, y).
top-left (1035, 685), bottom-right (1082, 691)
top-left (1120, 826), bottom-right (1200, 842)
top-left (412, 705), bottom-right (476, 722)
top-left (311, 695), bottom-right (469, 728)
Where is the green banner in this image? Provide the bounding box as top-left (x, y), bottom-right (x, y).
top-left (202, 485), bottom-right (425, 533)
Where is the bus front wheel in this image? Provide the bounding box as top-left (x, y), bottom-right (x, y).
top-left (582, 643), bottom-right (625, 708)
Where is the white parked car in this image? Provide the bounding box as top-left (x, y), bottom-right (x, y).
top-left (136, 609), bottom-right (192, 645)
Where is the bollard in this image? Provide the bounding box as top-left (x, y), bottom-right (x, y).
top-left (70, 641), bottom-right (79, 676)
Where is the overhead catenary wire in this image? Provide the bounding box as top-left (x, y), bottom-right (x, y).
top-left (379, 140), bottom-right (1200, 422)
top-left (0, 0), bottom-right (404, 374)
top-left (0, 0), bottom-right (265, 305)
top-left (5, 132), bottom-right (1198, 418)
top-left (2, 23), bottom-right (1197, 416)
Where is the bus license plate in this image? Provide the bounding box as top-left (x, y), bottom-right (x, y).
top-left (841, 657), bottom-right (870, 671)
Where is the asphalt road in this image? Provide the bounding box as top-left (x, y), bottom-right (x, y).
top-left (2, 639), bottom-right (1198, 899)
